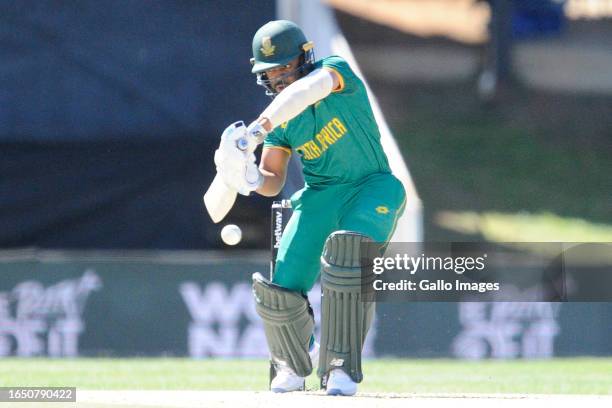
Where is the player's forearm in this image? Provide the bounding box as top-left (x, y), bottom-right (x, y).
top-left (259, 69), bottom-right (333, 129)
top-left (256, 168), bottom-right (285, 197)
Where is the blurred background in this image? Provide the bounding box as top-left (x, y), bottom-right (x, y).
top-left (0, 0), bottom-right (611, 367)
top-left (331, 0), bottom-right (612, 244)
top-left (0, 1), bottom-right (276, 250)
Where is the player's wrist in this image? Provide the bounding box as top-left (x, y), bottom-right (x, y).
top-left (257, 117), bottom-right (273, 133)
top-left (247, 120), bottom-right (269, 143)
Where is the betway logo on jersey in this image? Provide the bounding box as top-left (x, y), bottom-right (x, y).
top-left (296, 117), bottom-right (348, 160)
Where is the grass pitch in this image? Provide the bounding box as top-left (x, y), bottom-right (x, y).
top-left (1, 358), bottom-right (610, 395)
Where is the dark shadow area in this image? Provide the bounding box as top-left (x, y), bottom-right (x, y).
top-left (0, 1), bottom-right (276, 249)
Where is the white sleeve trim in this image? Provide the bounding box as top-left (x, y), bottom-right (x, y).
top-left (261, 68), bottom-right (334, 129)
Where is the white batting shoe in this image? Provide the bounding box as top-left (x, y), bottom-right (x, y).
top-left (270, 365), bottom-right (305, 393)
top-left (326, 368), bottom-right (357, 396)
top-left (270, 341), bottom-right (319, 393)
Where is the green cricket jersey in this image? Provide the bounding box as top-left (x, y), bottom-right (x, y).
top-left (263, 55), bottom-right (391, 188)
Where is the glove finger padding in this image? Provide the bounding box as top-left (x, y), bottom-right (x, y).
top-left (215, 155), bottom-right (262, 196)
top-left (221, 121), bottom-right (248, 143)
top-left (216, 121), bottom-right (249, 166)
top-left (215, 148), bottom-right (247, 175)
top-left (217, 163), bottom-right (244, 192)
top-left (245, 159), bottom-right (262, 185)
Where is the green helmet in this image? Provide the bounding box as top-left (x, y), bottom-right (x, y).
top-left (251, 20), bottom-right (314, 73)
top-left (250, 20), bottom-right (315, 96)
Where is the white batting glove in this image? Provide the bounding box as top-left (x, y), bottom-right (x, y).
top-left (214, 121), bottom-right (264, 196)
top-left (241, 154), bottom-right (264, 196)
top-left (216, 153), bottom-right (263, 196)
top-left (214, 121), bottom-right (249, 166)
top-left (246, 121), bottom-right (268, 146)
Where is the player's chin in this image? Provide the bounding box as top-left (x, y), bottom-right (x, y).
top-left (274, 84), bottom-right (286, 93)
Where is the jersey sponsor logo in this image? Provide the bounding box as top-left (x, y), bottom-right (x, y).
top-left (376, 206), bottom-right (390, 214)
top-left (295, 117), bottom-right (348, 160)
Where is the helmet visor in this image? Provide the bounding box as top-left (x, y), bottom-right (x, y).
top-left (251, 54), bottom-right (299, 74)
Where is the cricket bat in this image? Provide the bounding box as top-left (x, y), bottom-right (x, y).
top-left (204, 174), bottom-right (238, 223)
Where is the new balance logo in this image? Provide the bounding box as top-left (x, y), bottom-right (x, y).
top-left (330, 358), bottom-right (344, 367)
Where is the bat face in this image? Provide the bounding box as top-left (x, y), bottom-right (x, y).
top-left (204, 174), bottom-right (237, 223)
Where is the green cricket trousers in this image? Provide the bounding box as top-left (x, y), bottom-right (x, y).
top-left (272, 172), bottom-right (407, 293)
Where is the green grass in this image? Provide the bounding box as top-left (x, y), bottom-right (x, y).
top-left (436, 211), bottom-right (612, 242)
top-left (1, 358), bottom-right (611, 394)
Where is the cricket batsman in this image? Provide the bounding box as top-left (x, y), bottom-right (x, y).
top-left (212, 20), bottom-right (406, 395)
